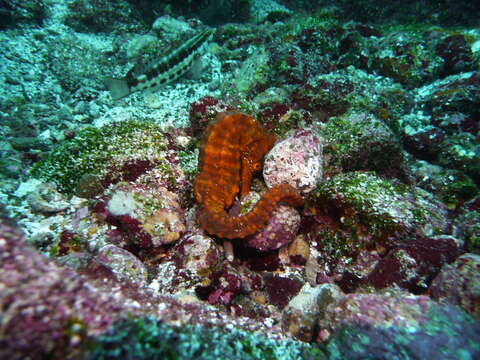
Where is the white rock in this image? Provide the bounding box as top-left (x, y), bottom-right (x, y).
top-left (263, 129), bottom-right (323, 194)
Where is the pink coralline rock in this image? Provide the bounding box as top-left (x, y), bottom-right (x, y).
top-left (153, 235), bottom-right (225, 296)
top-left (318, 291), bottom-right (433, 341)
top-left (0, 218), bottom-right (140, 359)
top-left (263, 128), bottom-right (323, 194)
top-left (430, 252), bottom-right (480, 320)
top-left (244, 205), bottom-right (301, 251)
top-left (92, 244), bottom-right (148, 285)
top-left (230, 191), bottom-right (301, 251)
top-left (207, 264), bottom-right (243, 306)
top-left (194, 261), bottom-right (264, 307)
top-left (0, 218), bottom-right (288, 359)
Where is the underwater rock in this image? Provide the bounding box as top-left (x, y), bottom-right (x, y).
top-left (264, 274), bottom-right (303, 309)
top-left (195, 261), bottom-right (243, 306)
top-left (10, 136), bottom-right (45, 151)
top-left (292, 75), bottom-right (354, 117)
top-left (249, 0), bottom-right (292, 24)
top-left (75, 173), bottom-right (104, 199)
top-left (234, 47), bottom-right (271, 95)
top-left (311, 0), bottom-right (480, 27)
top-left (411, 160), bottom-right (478, 209)
top-left (259, 105), bottom-right (312, 138)
top-left (434, 111), bottom-right (478, 136)
top-left (0, 0), bottom-right (46, 30)
top-left (253, 87), bottom-right (289, 107)
top-left (263, 128), bottom-right (323, 194)
top-left (64, 0), bottom-right (147, 33)
top-left (312, 171), bottom-right (449, 243)
top-left (430, 252), bottom-right (480, 320)
top-left (1, 213), bottom-right (288, 359)
top-left (403, 126), bottom-right (446, 162)
top-left (244, 204), bottom-right (301, 251)
top-left (193, 257), bottom-right (265, 308)
top-left (44, 30), bottom-right (115, 94)
top-left (151, 15), bottom-right (192, 38)
top-left (188, 96), bottom-right (229, 138)
top-left (305, 246), bottom-right (325, 286)
top-left (282, 283), bottom-right (344, 342)
top-left (453, 196), bottom-right (480, 252)
top-left (226, 191), bottom-right (301, 251)
top-left (30, 120), bottom-right (180, 195)
top-left (307, 171), bottom-right (451, 291)
top-left (320, 291), bottom-right (480, 358)
top-left (92, 244), bottom-right (148, 285)
top-left (435, 34), bottom-right (475, 75)
top-left (438, 132), bottom-right (480, 181)
top-left (418, 71), bottom-right (480, 119)
top-left (322, 112), bottom-right (406, 179)
top-left (372, 32), bottom-right (443, 87)
top-left (57, 229), bottom-right (87, 257)
top-left (287, 234), bottom-right (310, 266)
top-left (174, 234), bottom-right (224, 277)
top-left (364, 235), bottom-right (460, 293)
top-left (401, 72), bottom-right (480, 181)
top-left (0, 217), bottom-right (138, 359)
top-left (105, 183), bottom-right (186, 249)
top-left (26, 182), bottom-right (69, 214)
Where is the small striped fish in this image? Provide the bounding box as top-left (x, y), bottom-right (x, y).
top-left (105, 29), bottom-right (214, 100)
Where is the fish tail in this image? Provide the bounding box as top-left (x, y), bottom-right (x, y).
top-left (104, 77), bottom-right (130, 100)
top-left (198, 184), bottom-right (303, 239)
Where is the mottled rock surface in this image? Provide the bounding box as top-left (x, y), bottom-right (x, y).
top-left (264, 128), bottom-right (323, 194)
top-left (320, 292), bottom-right (480, 359)
top-left (430, 253), bottom-right (480, 320)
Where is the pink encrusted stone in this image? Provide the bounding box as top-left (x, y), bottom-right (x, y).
top-left (244, 205), bottom-right (301, 251)
top-left (430, 253), bottom-right (480, 320)
top-left (231, 192), bottom-right (301, 252)
top-left (318, 291), bottom-right (434, 341)
top-left (263, 128), bottom-right (323, 194)
top-left (94, 244), bottom-right (148, 285)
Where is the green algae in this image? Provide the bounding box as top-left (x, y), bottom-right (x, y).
top-left (85, 316), bottom-right (327, 360)
top-left (30, 120), bottom-right (171, 194)
top-left (322, 112), bottom-right (404, 178)
top-left (313, 171), bottom-right (446, 239)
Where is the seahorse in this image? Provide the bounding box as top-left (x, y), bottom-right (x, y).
top-left (194, 111), bottom-right (304, 239)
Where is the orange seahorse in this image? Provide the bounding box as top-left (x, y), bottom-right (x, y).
top-left (194, 111), bottom-right (304, 239)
